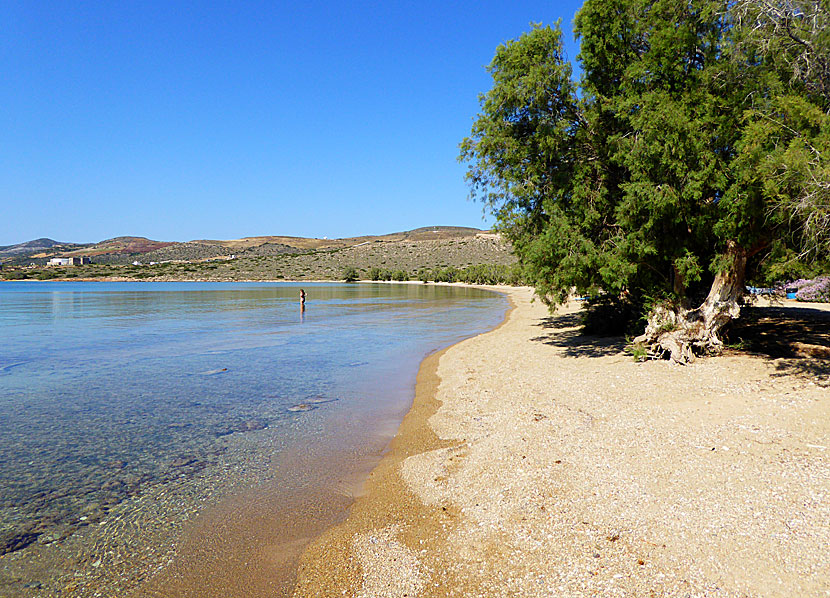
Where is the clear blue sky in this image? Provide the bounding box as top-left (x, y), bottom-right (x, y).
top-left (1, 1), bottom-right (583, 245)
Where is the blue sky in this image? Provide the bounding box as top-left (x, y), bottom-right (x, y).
top-left (2, 1), bottom-right (583, 245)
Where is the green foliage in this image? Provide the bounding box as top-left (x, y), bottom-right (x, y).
top-left (2, 269), bottom-right (32, 280)
top-left (674, 251), bottom-right (703, 287)
top-left (417, 263), bottom-right (526, 286)
top-left (342, 267), bottom-right (358, 283)
top-left (34, 270), bottom-right (61, 280)
top-left (461, 0), bottom-right (830, 330)
top-left (368, 266), bottom-right (383, 281)
top-left (723, 338), bottom-right (747, 351)
top-left (432, 266), bottom-right (459, 283)
top-left (625, 342), bottom-right (649, 362)
top-left (391, 269), bottom-right (409, 281)
top-left (753, 247), bottom-right (829, 285)
top-left (365, 267), bottom-right (395, 281)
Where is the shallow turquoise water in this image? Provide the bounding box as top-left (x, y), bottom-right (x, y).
top-left (0, 281), bottom-right (507, 594)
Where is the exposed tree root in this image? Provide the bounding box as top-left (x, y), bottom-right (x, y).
top-left (634, 242), bottom-right (748, 364)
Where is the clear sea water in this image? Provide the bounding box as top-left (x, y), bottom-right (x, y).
top-left (0, 281), bottom-right (507, 596)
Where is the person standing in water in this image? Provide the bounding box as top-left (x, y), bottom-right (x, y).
top-left (299, 288), bottom-right (306, 310)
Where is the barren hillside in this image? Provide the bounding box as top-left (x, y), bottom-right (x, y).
top-left (2, 228), bottom-right (518, 282)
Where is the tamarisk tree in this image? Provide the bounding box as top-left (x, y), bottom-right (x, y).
top-left (460, 0), bottom-right (829, 362)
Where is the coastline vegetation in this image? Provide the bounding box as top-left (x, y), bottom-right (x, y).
top-left (3, 260), bottom-right (529, 287)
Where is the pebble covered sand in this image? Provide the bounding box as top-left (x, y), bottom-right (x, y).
top-left (293, 286), bottom-right (829, 597)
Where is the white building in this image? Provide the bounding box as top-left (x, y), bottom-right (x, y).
top-left (47, 257), bottom-right (90, 266)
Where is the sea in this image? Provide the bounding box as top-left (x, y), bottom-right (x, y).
top-left (0, 281), bottom-right (508, 597)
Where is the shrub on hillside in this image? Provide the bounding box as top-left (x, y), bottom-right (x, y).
top-left (368, 267), bottom-right (383, 281)
top-left (35, 270), bottom-right (61, 281)
top-left (343, 267), bottom-right (358, 282)
top-left (433, 266), bottom-right (460, 283)
top-left (419, 264), bottom-right (525, 285)
top-left (2, 269), bottom-right (31, 280)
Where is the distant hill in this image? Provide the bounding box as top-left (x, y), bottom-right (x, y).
top-left (64, 236), bottom-right (175, 257)
top-left (193, 226), bottom-right (487, 251)
top-left (2, 226), bottom-right (516, 281)
top-left (0, 238), bottom-right (69, 257)
top-left (1, 227), bottom-right (496, 265)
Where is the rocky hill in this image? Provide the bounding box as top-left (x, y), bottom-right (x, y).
top-left (1, 236), bottom-right (174, 265)
top-left (2, 227), bottom-right (492, 265)
top-left (1, 227), bottom-right (518, 282)
top-left (0, 238), bottom-right (74, 257)
top-left (65, 236), bottom-right (175, 257)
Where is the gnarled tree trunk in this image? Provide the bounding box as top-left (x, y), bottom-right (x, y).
top-left (634, 241), bottom-right (747, 364)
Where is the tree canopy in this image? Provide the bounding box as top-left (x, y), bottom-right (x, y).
top-left (460, 0), bottom-right (829, 361)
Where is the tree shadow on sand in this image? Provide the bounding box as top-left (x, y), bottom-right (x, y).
top-left (530, 310), bottom-right (626, 358)
top-left (723, 305), bottom-right (830, 383)
top-left (531, 304), bottom-right (830, 375)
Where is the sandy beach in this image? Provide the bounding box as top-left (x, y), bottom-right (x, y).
top-left (293, 286), bottom-right (829, 597)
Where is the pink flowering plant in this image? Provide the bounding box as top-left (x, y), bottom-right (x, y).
top-left (791, 276), bottom-right (830, 302)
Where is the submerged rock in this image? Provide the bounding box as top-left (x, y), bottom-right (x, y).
top-left (0, 530), bottom-right (40, 555)
top-left (302, 396), bottom-right (339, 405)
top-left (287, 396), bottom-right (338, 412)
top-left (215, 419), bottom-right (268, 436)
top-left (241, 419), bottom-right (267, 431)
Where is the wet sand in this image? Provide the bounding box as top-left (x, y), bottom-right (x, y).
top-left (131, 425), bottom-right (403, 598)
top-left (293, 286), bottom-right (830, 597)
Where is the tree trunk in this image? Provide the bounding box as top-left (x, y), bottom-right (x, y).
top-left (634, 241), bottom-right (747, 364)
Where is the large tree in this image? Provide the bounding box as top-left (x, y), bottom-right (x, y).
top-left (460, 0), bottom-right (829, 362)
top-left (731, 0), bottom-right (830, 267)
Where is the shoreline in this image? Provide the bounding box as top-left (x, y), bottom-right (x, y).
top-left (291, 286), bottom-right (521, 595)
top-left (125, 283), bottom-right (513, 598)
top-left (292, 287), bottom-right (829, 597)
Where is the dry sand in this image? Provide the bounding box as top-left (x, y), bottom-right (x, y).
top-left (293, 287), bottom-right (829, 597)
